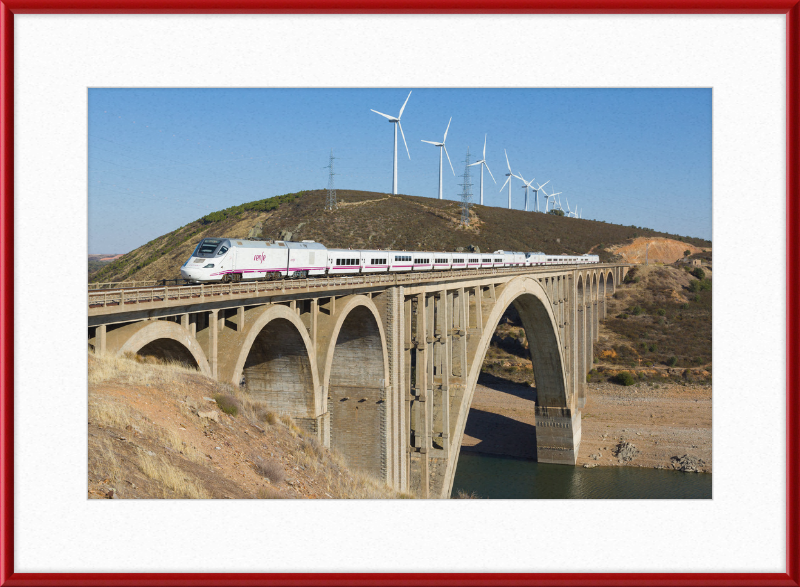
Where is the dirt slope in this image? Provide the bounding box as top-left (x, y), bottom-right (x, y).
top-left (611, 237), bottom-right (705, 264)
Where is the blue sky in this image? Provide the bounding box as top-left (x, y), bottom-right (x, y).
top-left (89, 88), bottom-right (711, 253)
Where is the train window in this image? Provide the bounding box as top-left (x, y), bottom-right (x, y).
top-left (197, 239), bottom-right (221, 256)
top-left (218, 246), bottom-right (228, 255)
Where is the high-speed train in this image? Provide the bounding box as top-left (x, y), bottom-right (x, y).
top-left (180, 238), bottom-right (599, 284)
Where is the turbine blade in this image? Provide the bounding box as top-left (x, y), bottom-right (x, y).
top-left (398, 90), bottom-right (412, 119)
top-left (468, 161), bottom-right (482, 166)
top-left (537, 179), bottom-right (550, 190)
top-left (371, 109), bottom-right (394, 120)
top-left (443, 145), bottom-right (455, 175)
top-left (443, 117), bottom-right (452, 142)
top-left (501, 176), bottom-right (510, 191)
top-left (484, 162), bottom-right (496, 183)
top-left (505, 149), bottom-right (511, 172)
top-left (398, 121), bottom-right (410, 159)
top-left (421, 140), bottom-right (438, 145)
top-left (483, 134), bottom-right (487, 159)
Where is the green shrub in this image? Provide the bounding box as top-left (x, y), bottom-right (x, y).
top-left (680, 303), bottom-right (689, 310)
top-left (619, 313), bottom-right (629, 320)
top-left (548, 209), bottom-right (565, 216)
top-left (648, 343), bottom-right (658, 352)
top-left (667, 356), bottom-right (678, 367)
top-left (213, 393), bottom-right (241, 416)
top-left (631, 306), bottom-right (643, 316)
top-left (613, 371), bottom-right (636, 386)
top-left (689, 278), bottom-right (712, 292)
top-left (656, 308), bottom-right (666, 316)
top-left (691, 267), bottom-right (706, 280)
top-left (684, 249), bottom-right (692, 257)
top-left (593, 357), bottom-right (599, 364)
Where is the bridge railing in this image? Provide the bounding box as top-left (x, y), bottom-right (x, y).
top-left (88, 264), bottom-right (610, 310)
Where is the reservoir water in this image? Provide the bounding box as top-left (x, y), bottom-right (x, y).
top-left (451, 452), bottom-right (712, 499)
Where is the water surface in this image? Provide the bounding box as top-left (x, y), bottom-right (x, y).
top-left (452, 452), bottom-right (712, 499)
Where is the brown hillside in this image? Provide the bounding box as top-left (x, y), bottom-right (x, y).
top-left (90, 189), bottom-right (711, 283)
top-left (88, 352), bottom-right (410, 499)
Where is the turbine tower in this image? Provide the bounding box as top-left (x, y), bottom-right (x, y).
top-left (499, 150), bottom-right (522, 209)
top-left (421, 117), bottom-right (455, 200)
top-left (533, 180), bottom-right (550, 212)
top-left (518, 174), bottom-right (536, 211)
top-left (371, 90), bottom-right (412, 195)
top-left (467, 134), bottom-right (496, 205)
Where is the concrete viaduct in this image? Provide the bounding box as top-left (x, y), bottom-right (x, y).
top-left (88, 263), bottom-right (628, 498)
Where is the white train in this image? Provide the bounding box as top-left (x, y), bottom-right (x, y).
top-left (180, 238), bottom-right (599, 284)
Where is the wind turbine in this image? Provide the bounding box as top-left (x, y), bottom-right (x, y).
top-left (565, 197), bottom-right (577, 217)
top-left (518, 174), bottom-right (537, 211)
top-left (467, 134), bottom-right (496, 205)
top-left (371, 90), bottom-right (412, 195)
top-left (533, 180), bottom-right (550, 212)
top-left (421, 117), bottom-right (455, 200)
top-left (544, 187), bottom-right (562, 213)
top-left (499, 150), bottom-right (522, 209)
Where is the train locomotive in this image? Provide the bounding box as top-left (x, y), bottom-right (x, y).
top-left (180, 238), bottom-right (599, 284)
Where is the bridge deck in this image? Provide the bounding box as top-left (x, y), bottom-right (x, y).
top-left (89, 264), bottom-right (620, 319)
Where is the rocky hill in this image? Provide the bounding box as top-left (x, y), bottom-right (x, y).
top-left (90, 189), bottom-right (711, 283)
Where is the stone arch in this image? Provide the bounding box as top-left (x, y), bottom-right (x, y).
top-left (592, 272), bottom-right (600, 342)
top-left (606, 270), bottom-right (615, 297)
top-left (322, 295), bottom-right (390, 477)
top-left (443, 276), bottom-right (569, 497)
top-left (231, 304), bottom-right (320, 419)
top-left (115, 320), bottom-right (211, 376)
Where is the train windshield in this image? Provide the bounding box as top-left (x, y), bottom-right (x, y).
top-left (194, 239), bottom-right (222, 257)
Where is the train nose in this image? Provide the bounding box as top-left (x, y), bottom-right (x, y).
top-left (180, 267), bottom-right (198, 281)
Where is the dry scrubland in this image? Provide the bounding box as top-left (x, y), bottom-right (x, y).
top-left (481, 261), bottom-right (712, 387)
top-left (90, 189), bottom-right (710, 283)
top-left (88, 352), bottom-right (411, 499)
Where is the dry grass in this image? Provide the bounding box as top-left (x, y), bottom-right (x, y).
top-left (137, 451), bottom-right (209, 499)
top-left (89, 350), bottom-right (200, 387)
top-left (454, 489), bottom-right (480, 499)
top-left (254, 459), bottom-right (285, 483)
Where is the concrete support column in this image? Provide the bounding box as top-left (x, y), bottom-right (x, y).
top-left (382, 286), bottom-right (405, 490)
top-left (474, 286), bottom-right (483, 333)
top-left (209, 310), bottom-right (219, 379)
top-left (535, 406), bottom-right (581, 465)
top-left (577, 304), bottom-right (586, 410)
top-left (310, 298), bottom-right (318, 348)
top-left (594, 300), bottom-right (600, 342)
top-left (440, 288), bottom-right (451, 459)
top-left (98, 324), bottom-right (106, 355)
top-left (415, 293), bottom-right (430, 498)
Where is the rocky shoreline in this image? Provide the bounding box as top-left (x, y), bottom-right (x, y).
top-left (461, 380), bottom-right (712, 473)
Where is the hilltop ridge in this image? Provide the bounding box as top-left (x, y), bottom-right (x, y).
top-left (90, 189), bottom-right (711, 283)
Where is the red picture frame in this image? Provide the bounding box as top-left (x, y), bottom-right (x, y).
top-left (1, 3), bottom-right (798, 586)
